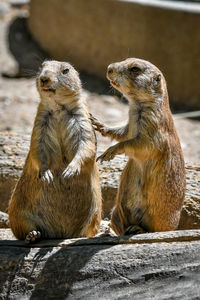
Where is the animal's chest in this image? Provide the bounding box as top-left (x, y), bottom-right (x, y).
top-left (47, 112), bottom-right (79, 155)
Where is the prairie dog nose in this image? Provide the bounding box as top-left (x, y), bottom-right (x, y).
top-left (40, 76), bottom-right (50, 86)
top-left (107, 65), bottom-right (114, 75)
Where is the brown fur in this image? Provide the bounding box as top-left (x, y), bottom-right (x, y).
top-left (9, 60), bottom-right (101, 241)
top-left (91, 58), bottom-right (185, 235)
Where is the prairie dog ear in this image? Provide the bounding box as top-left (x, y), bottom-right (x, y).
top-left (153, 74), bottom-right (161, 87)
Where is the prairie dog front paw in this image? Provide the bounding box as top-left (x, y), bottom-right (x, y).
top-left (90, 114), bottom-right (108, 136)
top-left (62, 163), bottom-right (81, 178)
top-left (97, 145), bottom-right (117, 162)
top-left (39, 169), bottom-right (54, 183)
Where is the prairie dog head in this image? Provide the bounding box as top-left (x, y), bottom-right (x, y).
top-left (107, 58), bottom-right (165, 102)
top-left (36, 60), bottom-right (82, 105)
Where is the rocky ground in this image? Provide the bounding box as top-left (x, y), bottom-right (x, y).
top-left (0, 0), bottom-right (200, 163)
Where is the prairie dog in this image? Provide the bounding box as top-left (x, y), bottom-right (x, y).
top-left (91, 58), bottom-right (185, 235)
top-left (9, 60), bottom-right (101, 242)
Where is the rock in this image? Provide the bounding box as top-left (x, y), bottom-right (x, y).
top-left (0, 229), bottom-right (200, 299)
top-left (97, 220), bottom-right (116, 237)
top-left (0, 2), bottom-right (10, 18)
top-left (179, 164), bottom-right (200, 229)
top-left (0, 211), bottom-right (9, 228)
top-left (29, 0), bottom-right (200, 109)
top-left (0, 132), bottom-right (29, 212)
top-left (0, 132), bottom-right (199, 230)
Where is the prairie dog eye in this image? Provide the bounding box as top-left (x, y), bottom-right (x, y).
top-left (129, 66), bottom-right (141, 73)
top-left (62, 68), bottom-right (69, 75)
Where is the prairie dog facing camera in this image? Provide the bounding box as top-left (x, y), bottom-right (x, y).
top-left (9, 60), bottom-right (102, 243)
top-left (91, 58), bottom-right (185, 235)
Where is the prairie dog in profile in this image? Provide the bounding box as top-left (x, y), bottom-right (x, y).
top-left (9, 60), bottom-right (101, 242)
top-left (91, 58), bottom-right (185, 235)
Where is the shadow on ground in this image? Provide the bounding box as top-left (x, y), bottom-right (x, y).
top-left (0, 238), bottom-right (115, 299)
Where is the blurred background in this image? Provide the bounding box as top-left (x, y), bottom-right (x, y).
top-left (0, 0), bottom-right (200, 162)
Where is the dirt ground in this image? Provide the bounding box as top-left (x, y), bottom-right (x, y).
top-left (0, 1), bottom-right (200, 163)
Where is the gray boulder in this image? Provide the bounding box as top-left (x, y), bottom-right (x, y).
top-left (0, 229), bottom-right (200, 299)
